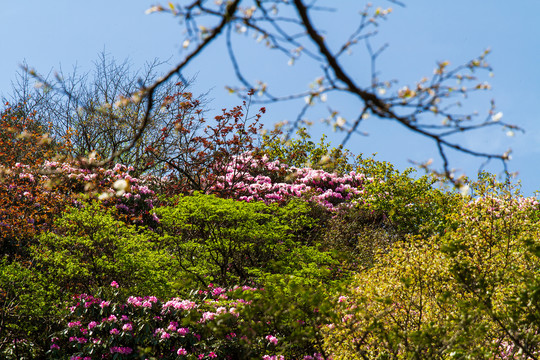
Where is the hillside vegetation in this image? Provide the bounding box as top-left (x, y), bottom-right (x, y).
top-left (1, 99), bottom-right (540, 360)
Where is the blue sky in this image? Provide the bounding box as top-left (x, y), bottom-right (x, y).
top-left (1, 1), bottom-right (539, 194)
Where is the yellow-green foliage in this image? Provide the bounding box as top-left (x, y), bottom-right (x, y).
top-left (32, 201), bottom-right (174, 298)
top-left (324, 175), bottom-right (540, 359)
top-left (155, 193), bottom-right (341, 289)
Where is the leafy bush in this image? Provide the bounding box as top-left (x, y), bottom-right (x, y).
top-left (32, 201), bottom-right (174, 298)
top-left (355, 155), bottom-right (461, 236)
top-left (155, 193), bottom-right (340, 289)
top-left (0, 259), bottom-right (62, 359)
top-left (323, 175), bottom-right (540, 359)
top-left (49, 283), bottom-right (328, 360)
top-left (0, 201), bottom-right (174, 359)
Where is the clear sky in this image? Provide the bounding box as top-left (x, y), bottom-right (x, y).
top-left (1, 1), bottom-right (539, 195)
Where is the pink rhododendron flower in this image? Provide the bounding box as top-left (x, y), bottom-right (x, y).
top-left (177, 327), bottom-right (190, 336)
top-left (201, 311), bottom-right (216, 322)
top-left (266, 335), bottom-right (278, 345)
top-left (110, 346), bottom-right (133, 354)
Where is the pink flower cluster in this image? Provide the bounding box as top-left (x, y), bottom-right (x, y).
top-left (162, 298), bottom-right (198, 311)
top-left (210, 154), bottom-right (367, 210)
top-left (265, 335), bottom-right (279, 345)
top-left (109, 346), bottom-right (133, 354)
top-left (55, 285), bottom-right (270, 359)
top-left (126, 295), bottom-right (159, 308)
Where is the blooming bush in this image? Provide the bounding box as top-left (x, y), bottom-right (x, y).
top-left (208, 153), bottom-right (366, 211)
top-left (49, 283), bottom-right (313, 360)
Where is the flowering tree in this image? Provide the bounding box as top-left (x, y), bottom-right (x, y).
top-left (134, 0), bottom-right (519, 186)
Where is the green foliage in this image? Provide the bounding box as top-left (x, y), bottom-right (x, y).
top-left (0, 259), bottom-right (61, 359)
top-left (355, 155), bottom-right (461, 236)
top-left (155, 193), bottom-right (341, 289)
top-left (0, 201), bottom-right (176, 357)
top-left (237, 274), bottom-right (342, 359)
top-left (32, 201), bottom-right (174, 298)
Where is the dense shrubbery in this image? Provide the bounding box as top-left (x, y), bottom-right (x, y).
top-left (324, 175), bottom-right (540, 359)
top-left (1, 95), bottom-right (539, 359)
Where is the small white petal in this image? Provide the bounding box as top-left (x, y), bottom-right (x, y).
top-left (336, 116), bottom-right (346, 127)
top-left (492, 112), bottom-right (503, 122)
top-left (145, 6), bottom-right (162, 14)
top-left (98, 192), bottom-right (111, 200)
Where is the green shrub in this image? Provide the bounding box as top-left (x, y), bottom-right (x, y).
top-left (0, 259), bottom-right (62, 359)
top-left (155, 193), bottom-right (342, 289)
top-left (32, 201), bottom-right (174, 298)
top-left (354, 155), bottom-right (461, 236)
